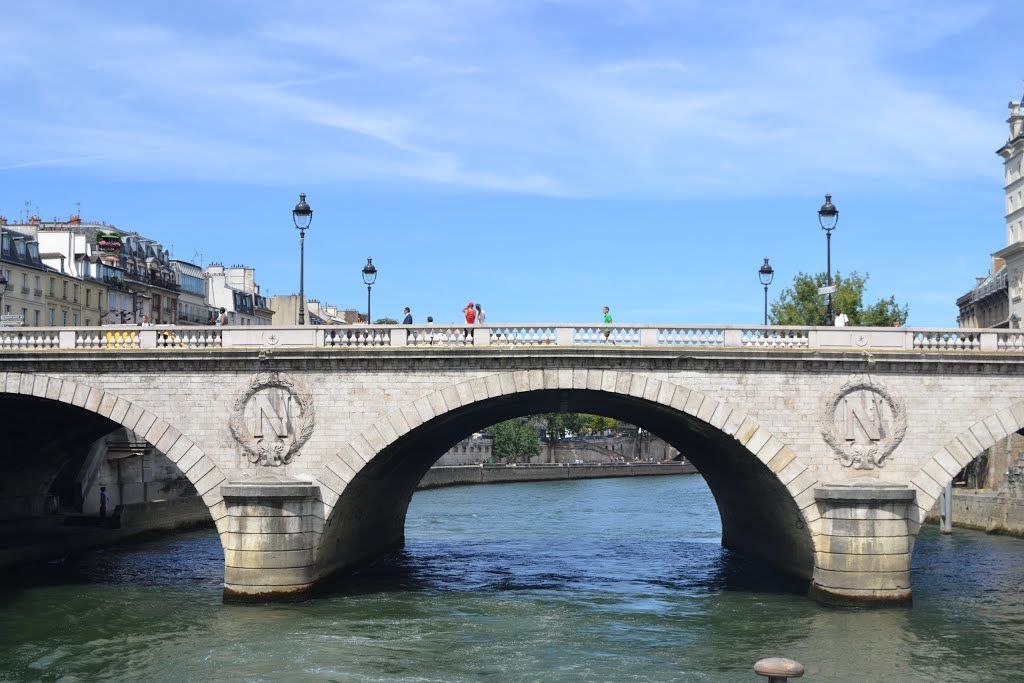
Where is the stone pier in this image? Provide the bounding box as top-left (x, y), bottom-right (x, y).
top-left (221, 480), bottom-right (324, 601)
top-left (810, 484), bottom-right (917, 606)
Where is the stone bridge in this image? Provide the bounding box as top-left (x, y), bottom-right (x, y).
top-left (2, 322), bottom-right (1024, 606)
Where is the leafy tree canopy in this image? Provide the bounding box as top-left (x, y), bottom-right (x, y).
top-left (540, 413), bottom-right (622, 443)
top-left (374, 317), bottom-right (399, 325)
top-left (490, 418), bottom-right (541, 462)
top-left (769, 271), bottom-right (908, 327)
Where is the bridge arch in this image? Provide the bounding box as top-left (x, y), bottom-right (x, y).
top-left (314, 368), bottom-right (821, 585)
top-left (0, 372), bottom-right (230, 536)
top-left (910, 402), bottom-right (1024, 524)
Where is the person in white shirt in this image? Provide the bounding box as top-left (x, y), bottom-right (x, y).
top-left (834, 308), bottom-right (849, 327)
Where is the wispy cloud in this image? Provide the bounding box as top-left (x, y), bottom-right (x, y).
top-left (0, 0), bottom-right (1008, 197)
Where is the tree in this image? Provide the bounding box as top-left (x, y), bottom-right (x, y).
top-left (539, 413), bottom-right (621, 443)
top-left (540, 413), bottom-right (587, 443)
top-left (374, 317), bottom-right (399, 325)
top-left (490, 418), bottom-right (541, 463)
top-left (769, 271), bottom-right (908, 327)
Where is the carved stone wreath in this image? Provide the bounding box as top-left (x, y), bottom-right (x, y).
top-left (819, 375), bottom-right (906, 470)
top-left (229, 372), bottom-right (315, 467)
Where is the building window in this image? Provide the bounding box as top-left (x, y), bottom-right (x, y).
top-left (62, 311), bottom-right (67, 326)
top-left (73, 285), bottom-right (79, 303)
top-left (62, 282), bottom-right (68, 300)
top-left (48, 308), bottom-right (55, 325)
top-left (72, 313), bottom-right (78, 326)
top-left (86, 289), bottom-right (92, 307)
top-left (21, 307), bottom-right (27, 321)
top-left (49, 278), bottom-right (55, 296)
top-left (34, 276), bottom-right (40, 294)
top-left (33, 310), bottom-right (40, 326)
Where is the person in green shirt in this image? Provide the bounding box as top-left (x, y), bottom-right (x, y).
top-left (602, 306), bottom-right (613, 343)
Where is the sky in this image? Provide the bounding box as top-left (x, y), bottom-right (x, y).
top-left (0, 0), bottom-right (1018, 327)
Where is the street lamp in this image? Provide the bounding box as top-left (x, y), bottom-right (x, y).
top-left (818, 194), bottom-right (839, 325)
top-left (361, 258), bottom-right (377, 324)
top-left (758, 257), bottom-right (774, 326)
top-left (292, 193), bottom-right (313, 325)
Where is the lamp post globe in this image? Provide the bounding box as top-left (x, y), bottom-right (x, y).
top-left (758, 257), bottom-right (774, 326)
top-left (362, 258), bottom-right (377, 323)
top-left (292, 193), bottom-right (313, 325)
top-left (818, 194), bottom-right (839, 324)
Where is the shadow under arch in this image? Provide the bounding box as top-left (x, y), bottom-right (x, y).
top-left (315, 370), bottom-right (819, 586)
top-left (910, 401), bottom-right (1024, 527)
top-left (0, 372), bottom-right (231, 538)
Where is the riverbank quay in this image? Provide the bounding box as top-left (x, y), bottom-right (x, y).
top-left (925, 489), bottom-right (1024, 537)
top-left (2, 465), bottom-right (695, 570)
top-left (0, 497), bottom-right (210, 570)
top-left (417, 461), bottom-right (697, 489)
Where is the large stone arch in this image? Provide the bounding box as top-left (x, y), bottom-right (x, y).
top-left (0, 372), bottom-right (230, 537)
top-left (909, 401), bottom-right (1024, 525)
top-left (313, 368), bottom-right (821, 586)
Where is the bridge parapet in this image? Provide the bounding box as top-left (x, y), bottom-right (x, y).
top-left (1, 324), bottom-right (1022, 352)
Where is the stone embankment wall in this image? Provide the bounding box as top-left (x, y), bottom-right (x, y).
top-left (116, 496), bottom-right (210, 533)
top-left (926, 489), bottom-right (1024, 536)
top-left (418, 462), bottom-right (697, 489)
top-left (437, 434), bottom-right (681, 466)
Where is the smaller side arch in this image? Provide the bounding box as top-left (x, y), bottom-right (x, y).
top-left (0, 372), bottom-right (231, 536)
top-left (909, 402), bottom-right (1024, 525)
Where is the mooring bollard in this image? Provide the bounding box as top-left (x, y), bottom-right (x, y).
top-left (754, 657), bottom-right (804, 682)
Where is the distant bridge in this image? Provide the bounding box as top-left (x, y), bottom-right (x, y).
top-left (2, 322), bottom-right (1023, 606)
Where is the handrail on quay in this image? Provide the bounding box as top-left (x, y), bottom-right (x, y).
top-left (0, 323), bottom-right (1021, 352)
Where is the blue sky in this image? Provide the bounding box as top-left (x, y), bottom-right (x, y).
top-left (0, 1), bottom-right (1017, 326)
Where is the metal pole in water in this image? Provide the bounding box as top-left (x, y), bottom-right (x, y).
top-left (940, 481), bottom-right (953, 534)
top-left (754, 657), bottom-right (804, 682)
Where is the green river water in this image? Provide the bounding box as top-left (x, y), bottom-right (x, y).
top-left (2, 475), bottom-right (1024, 682)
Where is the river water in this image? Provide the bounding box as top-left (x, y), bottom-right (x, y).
top-left (3, 475), bottom-right (1024, 682)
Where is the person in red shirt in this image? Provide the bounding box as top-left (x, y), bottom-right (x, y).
top-left (464, 302), bottom-right (476, 325)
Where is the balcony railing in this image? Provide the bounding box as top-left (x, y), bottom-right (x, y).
top-left (0, 324), bottom-right (1023, 352)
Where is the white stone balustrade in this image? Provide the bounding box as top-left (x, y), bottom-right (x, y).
top-left (0, 324), bottom-right (1022, 353)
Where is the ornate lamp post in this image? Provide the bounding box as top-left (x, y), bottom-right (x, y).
top-left (818, 194), bottom-right (839, 324)
top-left (362, 258), bottom-right (377, 324)
top-left (758, 258), bottom-right (774, 326)
top-left (292, 193), bottom-right (313, 325)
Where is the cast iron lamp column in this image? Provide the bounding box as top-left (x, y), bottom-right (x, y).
top-left (818, 194), bottom-right (839, 325)
top-left (362, 258), bottom-right (377, 324)
top-left (758, 258), bottom-right (774, 326)
top-left (292, 193), bottom-right (313, 325)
